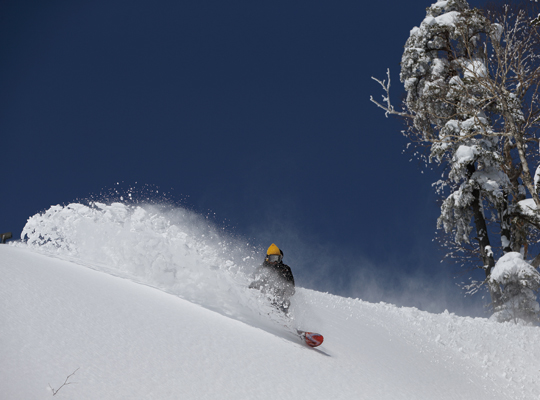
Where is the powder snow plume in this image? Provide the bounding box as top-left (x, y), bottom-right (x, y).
top-left (17, 201), bottom-right (270, 321)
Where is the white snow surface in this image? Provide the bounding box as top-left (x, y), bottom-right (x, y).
top-left (3, 202), bottom-right (540, 399)
top-left (490, 252), bottom-right (538, 285)
top-left (463, 59), bottom-right (488, 79)
top-left (454, 144), bottom-right (476, 164)
top-left (518, 198), bottom-right (537, 218)
top-left (423, 10), bottom-right (459, 28)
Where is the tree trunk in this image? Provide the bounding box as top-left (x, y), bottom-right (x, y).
top-left (467, 164), bottom-right (502, 307)
top-left (500, 196), bottom-right (513, 254)
top-left (500, 93), bottom-right (540, 209)
top-left (515, 137), bottom-right (540, 209)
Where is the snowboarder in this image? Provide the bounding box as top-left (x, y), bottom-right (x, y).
top-left (249, 243), bottom-right (295, 313)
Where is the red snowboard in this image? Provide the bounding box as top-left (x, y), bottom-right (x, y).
top-left (297, 330), bottom-right (324, 348)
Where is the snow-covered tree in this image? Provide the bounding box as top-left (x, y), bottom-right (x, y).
top-left (371, 0), bottom-right (540, 314)
top-left (490, 252), bottom-right (540, 324)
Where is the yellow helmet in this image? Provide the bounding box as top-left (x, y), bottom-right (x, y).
top-left (266, 243), bottom-right (283, 263)
top-left (266, 243), bottom-right (281, 255)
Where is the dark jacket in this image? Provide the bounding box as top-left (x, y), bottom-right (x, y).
top-left (249, 261), bottom-right (295, 300)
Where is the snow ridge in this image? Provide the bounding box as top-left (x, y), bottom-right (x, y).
top-left (19, 202), bottom-right (260, 312)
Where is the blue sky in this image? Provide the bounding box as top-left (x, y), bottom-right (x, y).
top-left (1, 0), bottom-right (489, 315)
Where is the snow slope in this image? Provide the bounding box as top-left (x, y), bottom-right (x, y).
top-left (2, 202), bottom-right (540, 399)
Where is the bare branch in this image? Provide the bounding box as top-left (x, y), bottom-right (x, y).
top-left (369, 69), bottom-right (412, 119)
top-left (48, 368), bottom-right (79, 397)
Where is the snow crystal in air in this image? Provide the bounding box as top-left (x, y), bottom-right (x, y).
top-left (19, 202), bottom-right (266, 320)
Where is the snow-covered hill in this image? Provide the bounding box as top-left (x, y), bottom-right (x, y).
top-left (2, 202), bottom-right (540, 399)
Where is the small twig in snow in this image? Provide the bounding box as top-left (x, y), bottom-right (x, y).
top-left (48, 367), bottom-right (79, 396)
